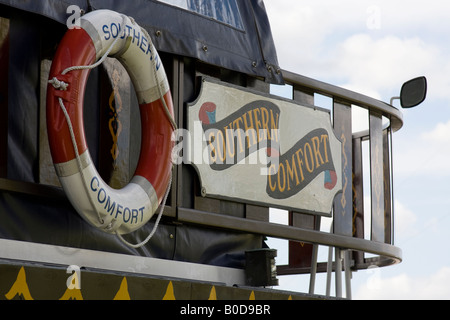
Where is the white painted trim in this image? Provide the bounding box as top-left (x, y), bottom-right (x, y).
top-left (0, 239), bottom-right (245, 286)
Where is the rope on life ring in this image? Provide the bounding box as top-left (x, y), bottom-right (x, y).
top-left (47, 10), bottom-right (176, 248)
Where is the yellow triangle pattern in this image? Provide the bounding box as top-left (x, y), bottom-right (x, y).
top-left (3, 266), bottom-right (300, 300)
top-left (4, 267), bottom-right (33, 300)
top-left (208, 286), bottom-right (217, 300)
top-left (59, 287), bottom-right (84, 300)
top-left (162, 281), bottom-right (176, 300)
top-left (113, 277), bottom-right (131, 300)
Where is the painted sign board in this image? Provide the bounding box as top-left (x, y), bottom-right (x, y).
top-left (184, 78), bottom-right (342, 216)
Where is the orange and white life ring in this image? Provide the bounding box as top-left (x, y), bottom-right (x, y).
top-left (46, 10), bottom-right (175, 235)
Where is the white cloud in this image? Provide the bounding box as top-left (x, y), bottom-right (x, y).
top-left (333, 35), bottom-right (437, 95)
top-left (361, 197), bottom-right (418, 242)
top-left (421, 119), bottom-right (450, 143)
top-left (394, 200), bottom-right (418, 241)
top-left (265, 0), bottom-right (450, 101)
top-left (395, 120), bottom-right (450, 177)
top-left (355, 267), bottom-right (450, 300)
top-left (265, 1), bottom-right (372, 77)
top-left (334, 34), bottom-right (450, 102)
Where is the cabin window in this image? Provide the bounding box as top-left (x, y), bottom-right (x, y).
top-left (158, 0), bottom-right (244, 30)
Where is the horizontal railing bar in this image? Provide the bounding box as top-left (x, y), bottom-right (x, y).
top-left (178, 208), bottom-right (402, 265)
top-left (281, 70), bottom-right (403, 133)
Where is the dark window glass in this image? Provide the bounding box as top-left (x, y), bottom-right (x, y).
top-left (158, 0), bottom-right (244, 29)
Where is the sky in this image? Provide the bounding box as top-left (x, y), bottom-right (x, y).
top-left (264, 0), bottom-right (450, 300)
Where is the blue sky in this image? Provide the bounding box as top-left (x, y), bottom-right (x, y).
top-left (264, 0), bottom-right (450, 299)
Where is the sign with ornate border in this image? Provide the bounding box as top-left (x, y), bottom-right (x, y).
top-left (185, 78), bottom-right (342, 216)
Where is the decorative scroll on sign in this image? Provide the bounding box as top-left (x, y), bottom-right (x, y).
top-left (185, 78), bottom-right (342, 216)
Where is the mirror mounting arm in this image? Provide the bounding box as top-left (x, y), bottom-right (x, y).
top-left (390, 96), bottom-right (400, 106)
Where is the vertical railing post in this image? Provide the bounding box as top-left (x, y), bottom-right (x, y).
top-left (369, 112), bottom-right (385, 242)
top-left (352, 136), bottom-right (365, 266)
top-left (333, 101), bottom-right (353, 298)
top-left (333, 101), bottom-right (353, 237)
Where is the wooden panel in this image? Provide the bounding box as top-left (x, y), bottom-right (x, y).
top-left (293, 85), bottom-right (314, 105)
top-left (352, 137), bottom-right (364, 265)
top-left (99, 59), bottom-right (132, 189)
top-left (220, 200), bottom-right (245, 218)
top-left (333, 101), bottom-right (353, 236)
top-left (352, 137), bottom-right (364, 238)
top-left (246, 204), bottom-right (269, 222)
top-left (288, 212), bottom-right (315, 270)
top-left (369, 112), bottom-right (384, 243)
top-left (383, 129), bottom-right (392, 244)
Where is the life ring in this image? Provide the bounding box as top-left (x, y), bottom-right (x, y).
top-left (46, 10), bottom-right (175, 235)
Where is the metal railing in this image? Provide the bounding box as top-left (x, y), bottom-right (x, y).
top-left (178, 68), bottom-right (404, 298)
